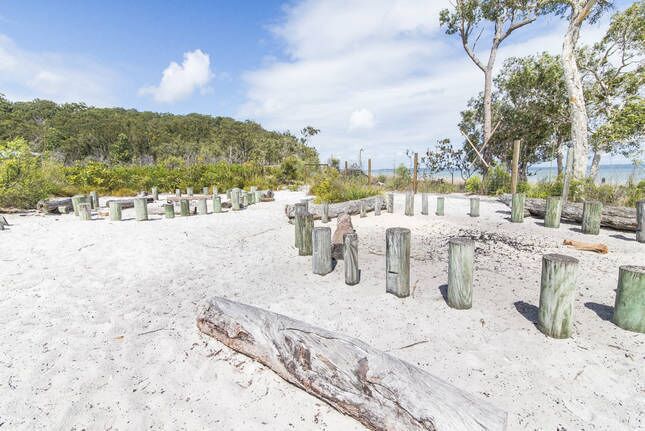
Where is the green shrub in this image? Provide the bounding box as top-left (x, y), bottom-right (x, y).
top-left (385, 164), bottom-right (412, 190)
top-left (483, 164), bottom-right (511, 195)
top-left (310, 168), bottom-right (382, 203)
top-left (465, 175), bottom-right (482, 194)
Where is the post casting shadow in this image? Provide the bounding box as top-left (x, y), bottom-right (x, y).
top-left (514, 300), bottom-right (539, 323)
top-left (584, 302), bottom-right (613, 321)
top-left (438, 284), bottom-right (448, 303)
top-left (610, 233), bottom-right (636, 242)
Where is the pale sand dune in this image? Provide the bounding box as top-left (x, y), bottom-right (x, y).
top-left (0, 191), bottom-right (643, 430)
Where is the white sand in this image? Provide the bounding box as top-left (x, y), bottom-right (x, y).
top-left (1, 191), bottom-right (643, 430)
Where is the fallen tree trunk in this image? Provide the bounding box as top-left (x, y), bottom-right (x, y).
top-left (36, 197), bottom-right (73, 214)
top-left (104, 197), bottom-right (154, 210)
top-left (197, 296), bottom-right (507, 431)
top-left (498, 194), bottom-right (637, 232)
top-left (285, 196), bottom-right (386, 220)
top-left (563, 239), bottom-right (608, 254)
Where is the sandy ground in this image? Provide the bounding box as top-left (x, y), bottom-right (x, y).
top-left (1, 191), bottom-right (643, 430)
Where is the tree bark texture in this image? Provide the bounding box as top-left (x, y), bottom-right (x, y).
top-left (344, 232), bottom-right (360, 286)
top-left (447, 238), bottom-right (475, 310)
top-left (612, 265), bottom-right (645, 333)
top-left (538, 254), bottom-right (579, 339)
top-left (386, 227), bottom-right (411, 298)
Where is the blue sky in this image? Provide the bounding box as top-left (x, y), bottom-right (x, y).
top-left (0, 0), bottom-right (636, 168)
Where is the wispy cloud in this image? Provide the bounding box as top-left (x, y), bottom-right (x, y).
top-left (139, 49), bottom-right (214, 103)
top-left (239, 0), bottom-right (612, 167)
top-left (0, 34), bottom-right (117, 105)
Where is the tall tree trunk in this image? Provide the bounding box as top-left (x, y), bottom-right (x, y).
top-left (589, 151), bottom-right (601, 181)
top-left (483, 67), bottom-right (494, 151)
top-left (561, 1), bottom-right (595, 179)
top-left (556, 147), bottom-right (564, 177)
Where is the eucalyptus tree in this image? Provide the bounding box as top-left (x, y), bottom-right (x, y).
top-left (440, 0), bottom-right (543, 159)
top-left (579, 1), bottom-right (644, 179)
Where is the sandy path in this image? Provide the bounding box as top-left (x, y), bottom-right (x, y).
top-left (0, 191), bottom-right (643, 430)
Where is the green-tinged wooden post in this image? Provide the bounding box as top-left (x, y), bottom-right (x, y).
top-left (71, 195), bottom-right (87, 216)
top-left (301, 199), bottom-right (310, 213)
top-left (242, 193), bottom-right (250, 207)
top-left (544, 196), bottom-right (562, 228)
top-left (78, 203), bottom-right (92, 221)
top-left (421, 193), bottom-right (428, 215)
top-left (175, 189), bottom-right (181, 197)
top-left (180, 199), bottom-right (190, 216)
top-left (360, 200), bottom-right (366, 218)
top-left (226, 189), bottom-right (232, 199)
top-left (202, 186), bottom-right (209, 195)
top-left (164, 203), bottom-right (175, 219)
top-left (312, 227), bottom-right (333, 275)
top-left (538, 254), bottom-right (578, 339)
top-left (212, 186), bottom-right (218, 196)
top-left (231, 189), bottom-right (241, 211)
top-left (197, 198), bottom-right (207, 215)
top-left (212, 195), bottom-right (222, 213)
top-left (404, 191), bottom-right (414, 216)
top-left (612, 265), bottom-right (644, 333)
top-left (635, 200), bottom-right (644, 243)
top-left (134, 197), bottom-right (148, 221)
top-left (436, 196), bottom-right (445, 216)
top-left (511, 193), bottom-right (525, 223)
top-left (254, 190), bottom-right (261, 203)
top-left (344, 232), bottom-right (360, 285)
top-left (581, 201), bottom-right (603, 235)
top-left (187, 187), bottom-right (194, 196)
top-left (447, 238), bottom-right (474, 309)
top-left (298, 214), bottom-right (314, 256)
top-left (374, 196), bottom-right (381, 216)
top-left (108, 201), bottom-right (122, 221)
top-left (89, 191), bottom-right (99, 209)
top-left (151, 187), bottom-right (159, 200)
top-left (469, 197), bottom-right (480, 217)
top-left (387, 193), bottom-right (394, 213)
top-left (294, 202), bottom-right (307, 248)
top-left (386, 227), bottom-right (410, 297)
top-left (322, 202), bottom-right (329, 223)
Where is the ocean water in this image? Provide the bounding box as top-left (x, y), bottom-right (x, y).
top-left (371, 164), bottom-right (644, 184)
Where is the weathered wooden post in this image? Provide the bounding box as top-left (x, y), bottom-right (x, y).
top-left (322, 202), bottom-right (329, 223)
top-left (164, 203), bottom-right (175, 219)
top-left (152, 187), bottom-right (159, 200)
top-left (447, 238), bottom-right (475, 309)
top-left (226, 189), bottom-right (232, 199)
top-left (78, 203), bottom-right (92, 220)
top-left (89, 191), bottom-right (99, 209)
top-left (298, 214), bottom-right (314, 256)
top-left (612, 265), bottom-right (644, 333)
top-left (242, 193), bottom-right (250, 207)
top-left (360, 200), bottom-right (366, 218)
top-left (404, 191), bottom-right (414, 216)
top-left (374, 196), bottom-right (381, 216)
top-left (312, 227), bottom-right (333, 275)
top-left (187, 187), bottom-right (194, 196)
top-left (544, 196), bottom-right (562, 228)
top-left (301, 198), bottom-right (310, 213)
top-left (511, 193), bottom-right (525, 223)
top-left (212, 186), bottom-right (218, 196)
top-left (201, 186), bottom-right (208, 195)
top-left (255, 190), bottom-right (262, 203)
top-left (581, 200), bottom-right (603, 235)
top-left (71, 195), bottom-right (87, 216)
top-left (134, 197), bottom-right (149, 221)
top-left (108, 201), bottom-right (122, 221)
top-left (231, 189), bottom-right (241, 211)
top-left (635, 200), bottom-right (644, 243)
top-left (294, 202), bottom-right (307, 248)
top-left (344, 160), bottom-right (348, 175)
top-left (197, 198), bottom-right (207, 215)
top-left (412, 152), bottom-right (418, 194)
top-left (510, 139), bottom-right (521, 194)
top-left (436, 196), bottom-right (445, 216)
top-left (469, 197), bottom-right (480, 217)
top-left (386, 193), bottom-right (394, 213)
top-left (385, 227), bottom-right (411, 297)
top-left (367, 159), bottom-right (372, 184)
top-left (180, 199), bottom-right (191, 216)
top-left (421, 193), bottom-right (428, 215)
top-left (344, 232), bottom-right (360, 285)
top-left (212, 195), bottom-right (222, 213)
top-left (175, 189), bottom-right (181, 197)
top-left (537, 254), bottom-right (578, 339)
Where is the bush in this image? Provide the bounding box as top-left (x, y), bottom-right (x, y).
top-left (310, 168), bottom-right (382, 203)
top-left (465, 175), bottom-right (482, 194)
top-left (385, 164), bottom-right (412, 190)
top-left (483, 164), bottom-right (511, 195)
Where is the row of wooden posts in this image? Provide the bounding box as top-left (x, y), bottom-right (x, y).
top-left (294, 195), bottom-right (644, 335)
top-left (70, 185), bottom-right (265, 221)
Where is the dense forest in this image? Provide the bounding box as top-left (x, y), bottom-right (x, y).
top-left (0, 95), bottom-right (318, 166)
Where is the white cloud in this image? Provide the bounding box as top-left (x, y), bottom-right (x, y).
top-left (239, 0), bottom-right (613, 168)
top-left (349, 108), bottom-right (375, 130)
top-left (0, 34), bottom-right (116, 105)
top-left (139, 49), bottom-right (213, 103)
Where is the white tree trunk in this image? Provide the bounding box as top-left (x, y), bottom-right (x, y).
top-left (562, 1), bottom-right (594, 179)
top-left (589, 151), bottom-right (601, 181)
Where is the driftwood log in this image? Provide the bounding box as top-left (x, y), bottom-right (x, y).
top-left (36, 197), bottom-right (73, 214)
top-left (332, 213), bottom-right (354, 260)
top-left (498, 194), bottom-right (637, 231)
top-left (563, 239), bottom-right (609, 254)
top-left (104, 197), bottom-right (154, 210)
top-left (285, 196), bottom-right (386, 221)
top-left (197, 296), bottom-right (507, 431)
